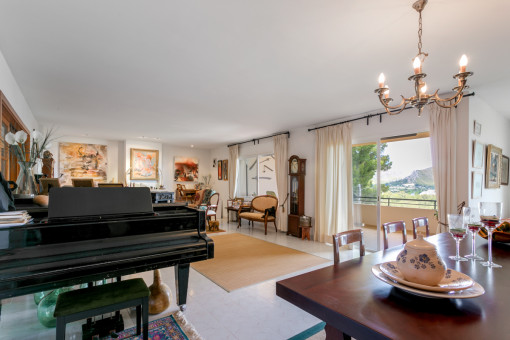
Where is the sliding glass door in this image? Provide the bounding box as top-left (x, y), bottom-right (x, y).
top-left (352, 133), bottom-right (435, 251)
top-left (352, 142), bottom-right (381, 251)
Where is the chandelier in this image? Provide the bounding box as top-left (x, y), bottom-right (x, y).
top-left (374, 0), bottom-right (473, 116)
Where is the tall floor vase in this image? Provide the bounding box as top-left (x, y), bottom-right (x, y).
top-left (149, 269), bottom-right (172, 314)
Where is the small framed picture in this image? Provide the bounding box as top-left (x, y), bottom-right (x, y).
top-left (474, 120), bottom-right (481, 136)
top-left (501, 155), bottom-right (509, 186)
top-left (485, 144), bottom-right (502, 189)
top-left (218, 160), bottom-right (223, 180)
top-left (472, 172), bottom-right (483, 198)
top-left (472, 140), bottom-right (483, 169)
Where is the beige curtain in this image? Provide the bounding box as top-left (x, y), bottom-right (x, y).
top-left (273, 134), bottom-right (288, 232)
top-left (429, 105), bottom-right (457, 233)
top-left (228, 145), bottom-right (239, 199)
top-left (314, 123), bottom-right (353, 243)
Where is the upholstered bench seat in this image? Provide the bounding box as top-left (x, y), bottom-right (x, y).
top-left (238, 195), bottom-right (278, 235)
top-left (54, 278), bottom-right (149, 340)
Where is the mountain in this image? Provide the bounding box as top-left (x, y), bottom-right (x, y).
top-left (387, 167), bottom-right (434, 187)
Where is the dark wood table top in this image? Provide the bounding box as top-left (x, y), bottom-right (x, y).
top-left (276, 232), bottom-right (510, 340)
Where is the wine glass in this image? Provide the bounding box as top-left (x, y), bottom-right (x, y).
top-left (463, 206), bottom-right (484, 260)
top-left (448, 214), bottom-right (467, 261)
top-left (479, 202), bottom-right (502, 268)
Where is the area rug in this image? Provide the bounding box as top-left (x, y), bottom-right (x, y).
top-left (191, 233), bottom-right (329, 291)
top-left (206, 228), bottom-right (226, 234)
top-left (107, 311), bottom-right (202, 340)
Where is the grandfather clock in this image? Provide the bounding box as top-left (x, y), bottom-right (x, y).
top-left (287, 155), bottom-right (306, 237)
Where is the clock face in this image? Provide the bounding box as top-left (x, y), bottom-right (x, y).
top-left (291, 159), bottom-right (299, 173)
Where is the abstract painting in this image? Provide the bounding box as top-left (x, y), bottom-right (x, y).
top-left (130, 149), bottom-right (159, 180)
top-left (59, 142), bottom-right (108, 185)
top-left (174, 157), bottom-right (198, 182)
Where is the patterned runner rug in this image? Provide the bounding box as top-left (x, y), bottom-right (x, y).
top-left (107, 311), bottom-right (202, 340)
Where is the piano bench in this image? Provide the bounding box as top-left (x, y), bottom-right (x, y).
top-left (54, 278), bottom-right (149, 340)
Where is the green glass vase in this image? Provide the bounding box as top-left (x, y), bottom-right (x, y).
top-left (33, 290), bottom-right (52, 305)
top-left (37, 287), bottom-right (70, 328)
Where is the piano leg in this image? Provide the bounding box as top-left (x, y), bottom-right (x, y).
top-left (174, 264), bottom-right (190, 311)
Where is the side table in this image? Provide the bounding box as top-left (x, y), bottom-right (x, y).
top-left (298, 226), bottom-right (311, 240)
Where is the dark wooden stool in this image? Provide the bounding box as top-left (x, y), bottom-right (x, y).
top-left (54, 278), bottom-right (149, 340)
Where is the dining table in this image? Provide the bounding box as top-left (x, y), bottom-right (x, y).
top-left (276, 232), bottom-right (510, 340)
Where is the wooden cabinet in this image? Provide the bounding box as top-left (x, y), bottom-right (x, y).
top-left (287, 155), bottom-right (306, 237)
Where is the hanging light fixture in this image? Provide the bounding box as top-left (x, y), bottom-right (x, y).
top-left (374, 0), bottom-right (473, 116)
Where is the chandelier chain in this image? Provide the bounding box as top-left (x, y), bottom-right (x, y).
top-left (416, 10), bottom-right (427, 59)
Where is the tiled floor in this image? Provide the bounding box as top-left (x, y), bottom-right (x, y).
top-left (0, 219), bottom-right (387, 340)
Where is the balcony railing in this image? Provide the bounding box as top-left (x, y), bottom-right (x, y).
top-left (353, 196), bottom-right (437, 210)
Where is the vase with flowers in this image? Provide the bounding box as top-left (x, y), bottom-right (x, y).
top-left (5, 129), bottom-right (53, 198)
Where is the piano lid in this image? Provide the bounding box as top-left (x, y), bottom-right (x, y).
top-left (48, 187), bottom-right (154, 219)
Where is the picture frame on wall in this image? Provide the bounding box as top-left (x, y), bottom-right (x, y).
top-left (131, 148), bottom-right (159, 180)
top-left (218, 160), bottom-right (223, 180)
top-left (501, 155), bottom-right (509, 186)
top-left (472, 140), bottom-right (483, 169)
top-left (474, 120), bottom-right (481, 136)
top-left (485, 144), bottom-right (502, 189)
top-left (223, 159), bottom-right (228, 181)
top-left (472, 172), bottom-right (483, 198)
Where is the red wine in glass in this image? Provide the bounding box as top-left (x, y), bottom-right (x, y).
top-left (468, 224), bottom-right (481, 232)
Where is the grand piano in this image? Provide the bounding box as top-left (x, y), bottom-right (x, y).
top-left (0, 187), bottom-right (214, 318)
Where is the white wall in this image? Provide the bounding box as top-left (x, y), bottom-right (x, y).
top-left (0, 49), bottom-right (38, 131)
top-left (468, 96), bottom-right (510, 216)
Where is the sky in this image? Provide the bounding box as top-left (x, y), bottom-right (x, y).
top-left (380, 137), bottom-right (432, 183)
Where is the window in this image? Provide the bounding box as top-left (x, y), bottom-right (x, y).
top-left (236, 154), bottom-right (278, 198)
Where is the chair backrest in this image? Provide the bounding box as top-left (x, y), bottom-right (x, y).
top-left (193, 189), bottom-right (205, 205)
top-left (209, 193), bottom-right (219, 206)
top-left (412, 217), bottom-right (430, 239)
top-left (332, 229), bottom-right (365, 264)
top-left (40, 178), bottom-right (61, 195)
top-left (251, 195), bottom-right (278, 213)
top-left (72, 178), bottom-right (94, 187)
top-left (382, 220), bottom-right (407, 250)
top-left (97, 183), bottom-right (124, 188)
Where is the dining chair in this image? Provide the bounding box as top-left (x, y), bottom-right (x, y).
top-left (204, 193), bottom-right (220, 227)
top-left (332, 229), bottom-right (365, 264)
top-left (382, 220), bottom-right (407, 250)
top-left (412, 217), bottom-right (430, 239)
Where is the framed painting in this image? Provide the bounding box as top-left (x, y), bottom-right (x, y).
top-left (130, 149), bottom-right (159, 180)
top-left (218, 160), bottom-right (222, 180)
top-left (472, 172), bottom-right (483, 199)
top-left (174, 157), bottom-right (198, 182)
top-left (473, 120), bottom-right (481, 136)
top-left (485, 144), bottom-right (502, 188)
top-left (501, 155), bottom-right (509, 186)
top-left (223, 159), bottom-right (228, 181)
top-left (472, 140), bottom-right (483, 169)
top-left (59, 142), bottom-right (108, 185)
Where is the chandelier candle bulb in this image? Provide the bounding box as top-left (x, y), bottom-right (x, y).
top-left (384, 89), bottom-right (389, 99)
top-left (413, 57), bottom-right (422, 74)
top-left (459, 54), bottom-right (468, 73)
top-left (378, 73), bottom-right (385, 88)
top-left (420, 83), bottom-right (427, 94)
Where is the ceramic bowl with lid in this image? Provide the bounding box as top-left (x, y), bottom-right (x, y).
top-left (396, 234), bottom-right (446, 286)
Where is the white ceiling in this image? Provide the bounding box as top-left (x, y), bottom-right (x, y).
top-left (0, 0), bottom-right (509, 148)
